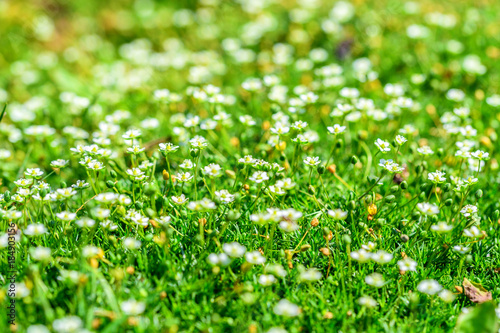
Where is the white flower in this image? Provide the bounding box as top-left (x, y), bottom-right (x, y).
top-left (303, 156), bottom-right (321, 167)
top-left (371, 250), bottom-right (393, 264)
top-left (215, 190), bottom-right (235, 204)
top-left (417, 279), bottom-right (442, 295)
top-left (249, 171), bottom-right (269, 183)
top-left (207, 253), bottom-right (231, 267)
top-left (176, 171), bottom-right (193, 183)
top-left (121, 299), bottom-right (146, 316)
top-left (203, 163), bottom-right (222, 177)
top-left (30, 247), bottom-right (51, 261)
top-left (171, 194), bottom-right (188, 205)
top-left (158, 142), bottom-right (179, 153)
top-left (417, 146), bottom-right (434, 155)
top-left (123, 237), bottom-right (141, 250)
top-left (395, 135), bottom-right (407, 146)
top-left (245, 251), bottom-right (266, 264)
top-left (50, 159), bottom-right (69, 168)
top-left (24, 223), bottom-right (47, 236)
top-left (460, 204), bottom-right (478, 217)
top-left (463, 226), bottom-right (482, 238)
top-left (471, 150), bottom-right (489, 160)
top-left (358, 296), bottom-right (378, 308)
top-left (52, 316), bottom-right (83, 333)
top-left (299, 268), bottom-right (322, 282)
top-left (361, 242), bottom-right (377, 251)
top-left (75, 217), bottom-right (96, 228)
top-left (327, 124), bottom-right (346, 135)
top-left (328, 209), bottom-right (348, 220)
top-left (428, 170), bottom-right (446, 183)
top-left (122, 129), bottom-right (142, 140)
top-left (223, 242), bottom-right (246, 258)
top-left (397, 258), bottom-right (417, 272)
top-left (365, 273), bottom-right (385, 288)
top-left (430, 222), bottom-right (453, 233)
top-left (273, 299), bottom-right (301, 317)
top-left (56, 211), bottom-right (77, 221)
top-left (375, 139), bottom-right (391, 153)
top-left (278, 221), bottom-right (299, 233)
top-left (25, 168), bottom-right (44, 178)
top-left (438, 289), bottom-right (456, 303)
top-left (350, 249), bottom-right (372, 263)
top-left (417, 202), bottom-right (440, 215)
top-left (258, 274), bottom-right (277, 286)
top-left (453, 245), bottom-right (470, 254)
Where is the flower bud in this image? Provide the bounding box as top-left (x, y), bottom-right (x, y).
top-left (385, 195), bottom-right (395, 203)
top-left (342, 234), bottom-right (351, 244)
top-left (367, 204), bottom-right (377, 215)
top-left (335, 139), bottom-right (343, 148)
top-left (351, 155), bottom-right (359, 164)
top-left (475, 189), bottom-right (483, 199)
top-left (319, 247), bottom-right (330, 256)
top-left (400, 234), bottom-right (409, 242)
top-left (300, 244), bottom-right (311, 252)
top-left (308, 185), bottom-right (316, 194)
top-left (400, 181), bottom-right (408, 190)
top-left (4, 191), bottom-right (11, 202)
top-left (190, 149), bottom-right (200, 158)
top-left (322, 227), bottom-right (333, 241)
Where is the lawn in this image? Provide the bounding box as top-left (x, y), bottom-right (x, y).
top-left (0, 0), bottom-right (500, 332)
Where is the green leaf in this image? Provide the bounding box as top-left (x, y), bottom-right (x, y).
top-left (0, 104), bottom-right (6, 123)
top-left (455, 302), bottom-right (498, 333)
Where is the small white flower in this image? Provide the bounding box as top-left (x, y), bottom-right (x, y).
top-left (463, 226), bottom-right (482, 238)
top-left (430, 222), bottom-right (453, 233)
top-left (358, 296), bottom-right (378, 308)
top-left (273, 299), bottom-right (300, 317)
top-left (460, 204), bottom-right (478, 217)
top-left (327, 124), bottom-right (346, 135)
top-left (223, 242), bottom-right (246, 258)
top-left (303, 156), bottom-right (321, 167)
top-left (245, 251), bottom-right (266, 265)
top-left (121, 299), bottom-right (146, 316)
top-left (417, 279), bottom-right (442, 295)
top-left (299, 268), bottom-right (322, 282)
top-left (249, 171), bottom-right (269, 183)
top-left (375, 139), bottom-right (391, 153)
top-left (438, 289), bottom-right (456, 303)
top-left (258, 274), bottom-right (277, 286)
top-left (365, 273), bottom-right (385, 288)
top-left (52, 316), bottom-right (83, 333)
top-left (350, 249), bottom-right (372, 263)
top-left (417, 202), bottom-right (440, 215)
top-left (328, 209), bottom-right (348, 220)
top-left (397, 258), bottom-right (417, 272)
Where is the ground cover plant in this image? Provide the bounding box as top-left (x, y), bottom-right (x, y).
top-left (1, 0), bottom-right (500, 332)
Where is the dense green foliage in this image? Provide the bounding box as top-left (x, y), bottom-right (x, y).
top-left (1, 0), bottom-right (500, 332)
